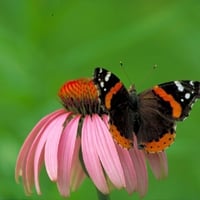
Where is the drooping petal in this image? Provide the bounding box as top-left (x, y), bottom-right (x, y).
top-left (146, 152), bottom-right (168, 179)
top-left (24, 134), bottom-right (42, 194)
top-left (81, 115), bottom-right (109, 194)
top-left (129, 136), bottom-right (148, 197)
top-left (94, 115), bottom-right (125, 189)
top-left (15, 109), bottom-right (66, 194)
top-left (34, 112), bottom-right (68, 194)
top-left (57, 115), bottom-right (81, 197)
top-left (15, 109), bottom-right (65, 181)
top-left (44, 113), bottom-right (70, 181)
top-left (116, 144), bottom-right (137, 194)
top-left (70, 136), bottom-right (86, 192)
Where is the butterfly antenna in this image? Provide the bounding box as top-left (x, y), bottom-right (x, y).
top-left (138, 63), bottom-right (158, 86)
top-left (120, 62), bottom-right (157, 92)
top-left (119, 61), bottom-right (133, 87)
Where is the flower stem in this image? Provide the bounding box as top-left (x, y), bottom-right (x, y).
top-left (96, 188), bottom-right (110, 200)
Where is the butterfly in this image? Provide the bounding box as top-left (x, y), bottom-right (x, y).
top-left (93, 67), bottom-right (200, 153)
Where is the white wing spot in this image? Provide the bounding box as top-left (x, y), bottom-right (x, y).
top-left (175, 81), bottom-right (184, 92)
top-left (190, 81), bottom-right (194, 86)
top-left (181, 98), bottom-right (184, 102)
top-left (185, 93), bottom-right (191, 99)
top-left (100, 81), bottom-right (104, 88)
top-left (105, 72), bottom-right (111, 82)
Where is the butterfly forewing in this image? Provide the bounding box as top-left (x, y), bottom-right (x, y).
top-left (157, 80), bottom-right (200, 120)
top-left (93, 68), bottom-right (137, 148)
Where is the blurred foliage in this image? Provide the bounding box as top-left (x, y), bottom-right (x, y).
top-left (0, 0), bottom-right (200, 199)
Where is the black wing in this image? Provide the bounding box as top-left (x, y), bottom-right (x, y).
top-left (93, 67), bottom-right (138, 148)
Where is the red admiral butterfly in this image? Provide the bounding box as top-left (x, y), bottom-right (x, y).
top-left (93, 67), bottom-right (200, 153)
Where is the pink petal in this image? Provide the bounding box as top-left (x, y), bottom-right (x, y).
top-left (15, 109), bottom-right (66, 194)
top-left (34, 112), bottom-right (68, 194)
top-left (44, 113), bottom-right (70, 181)
top-left (146, 151), bottom-right (168, 179)
top-left (94, 115), bottom-right (125, 189)
top-left (57, 115), bottom-right (81, 197)
top-left (24, 134), bottom-right (42, 194)
top-left (15, 109), bottom-right (65, 181)
top-left (129, 137), bottom-right (148, 197)
top-left (81, 115), bottom-right (109, 194)
top-left (116, 145), bottom-right (137, 194)
top-left (70, 136), bottom-right (86, 192)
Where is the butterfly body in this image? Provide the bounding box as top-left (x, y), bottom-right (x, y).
top-left (93, 67), bottom-right (200, 153)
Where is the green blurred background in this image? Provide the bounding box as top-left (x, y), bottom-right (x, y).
top-left (0, 0), bottom-right (200, 199)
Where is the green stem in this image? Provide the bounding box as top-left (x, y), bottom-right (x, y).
top-left (96, 188), bottom-right (110, 200)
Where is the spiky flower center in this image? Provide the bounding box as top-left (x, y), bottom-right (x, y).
top-left (58, 78), bottom-right (102, 115)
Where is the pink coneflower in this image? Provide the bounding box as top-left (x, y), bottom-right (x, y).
top-left (15, 78), bottom-right (168, 199)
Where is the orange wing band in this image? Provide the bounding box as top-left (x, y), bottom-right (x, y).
top-left (153, 86), bottom-right (182, 118)
top-left (110, 124), bottom-right (133, 149)
top-left (105, 82), bottom-right (122, 110)
top-left (143, 132), bottom-right (176, 153)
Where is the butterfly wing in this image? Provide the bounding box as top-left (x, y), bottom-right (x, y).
top-left (93, 67), bottom-right (138, 148)
top-left (137, 80), bottom-right (200, 153)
